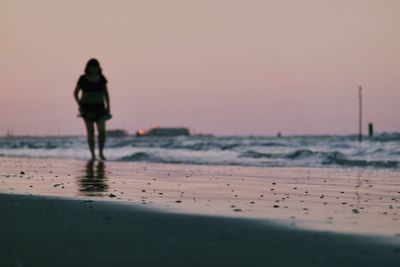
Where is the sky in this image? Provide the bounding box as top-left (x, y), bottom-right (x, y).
top-left (0, 0), bottom-right (399, 136)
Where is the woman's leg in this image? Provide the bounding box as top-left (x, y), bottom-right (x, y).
top-left (84, 119), bottom-right (96, 159)
top-left (96, 119), bottom-right (106, 160)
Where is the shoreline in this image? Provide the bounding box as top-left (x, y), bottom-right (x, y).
top-left (1, 193), bottom-right (400, 267)
top-left (1, 134), bottom-right (399, 170)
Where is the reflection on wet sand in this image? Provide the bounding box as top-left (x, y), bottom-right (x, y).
top-left (77, 160), bottom-right (109, 196)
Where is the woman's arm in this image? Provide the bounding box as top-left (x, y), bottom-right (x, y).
top-left (104, 85), bottom-right (110, 113)
top-left (74, 85), bottom-right (81, 106)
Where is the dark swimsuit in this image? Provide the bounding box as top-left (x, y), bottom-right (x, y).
top-left (77, 74), bottom-right (108, 121)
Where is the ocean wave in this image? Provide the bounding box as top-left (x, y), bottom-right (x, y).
top-left (1, 142), bottom-right (64, 150)
top-left (322, 158), bottom-right (398, 168)
top-left (260, 142), bottom-right (287, 147)
top-left (240, 149), bottom-right (343, 160)
top-left (119, 152), bottom-right (162, 162)
top-left (322, 151), bottom-right (347, 160)
top-left (160, 141), bottom-right (241, 151)
top-left (238, 149), bottom-right (398, 169)
top-left (116, 151), bottom-right (398, 169)
top-left (370, 133), bottom-right (400, 142)
top-left (110, 138), bottom-right (242, 151)
top-left (0, 138), bottom-right (79, 149)
top-left (1, 134), bottom-right (399, 169)
top-left (285, 149), bottom-right (315, 159)
top-left (322, 151), bottom-right (398, 168)
top-left (239, 150), bottom-right (280, 159)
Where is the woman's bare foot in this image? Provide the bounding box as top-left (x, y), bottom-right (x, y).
top-left (99, 154), bottom-right (106, 161)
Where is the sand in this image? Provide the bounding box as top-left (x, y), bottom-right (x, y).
top-left (1, 193), bottom-right (400, 267)
top-left (1, 156), bottom-right (400, 266)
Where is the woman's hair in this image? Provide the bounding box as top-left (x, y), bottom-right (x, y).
top-left (84, 58), bottom-right (102, 75)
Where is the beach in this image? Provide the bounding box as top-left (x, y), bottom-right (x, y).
top-left (2, 0), bottom-right (400, 265)
top-left (1, 156), bottom-right (399, 266)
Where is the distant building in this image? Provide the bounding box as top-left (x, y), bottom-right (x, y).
top-left (136, 127), bottom-right (191, 137)
top-left (106, 129), bottom-right (128, 137)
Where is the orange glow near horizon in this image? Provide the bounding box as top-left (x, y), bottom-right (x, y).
top-left (0, 0), bottom-right (399, 136)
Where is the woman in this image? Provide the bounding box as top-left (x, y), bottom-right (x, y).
top-left (74, 58), bottom-right (111, 160)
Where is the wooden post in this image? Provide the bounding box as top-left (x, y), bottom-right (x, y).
top-left (358, 86), bottom-right (362, 142)
top-left (368, 122), bottom-right (374, 137)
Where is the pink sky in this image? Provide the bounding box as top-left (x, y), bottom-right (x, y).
top-left (0, 0), bottom-right (399, 136)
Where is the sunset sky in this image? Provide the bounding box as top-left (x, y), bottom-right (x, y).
top-left (0, 0), bottom-right (399, 136)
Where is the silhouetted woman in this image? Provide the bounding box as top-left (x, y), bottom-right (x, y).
top-left (74, 59), bottom-right (111, 160)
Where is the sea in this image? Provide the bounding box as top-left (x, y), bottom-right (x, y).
top-left (0, 133), bottom-right (399, 170)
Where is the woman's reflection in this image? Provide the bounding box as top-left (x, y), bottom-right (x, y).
top-left (78, 160), bottom-right (109, 196)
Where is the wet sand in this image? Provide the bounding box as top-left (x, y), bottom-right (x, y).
top-left (1, 156), bottom-right (400, 266)
top-left (1, 157), bottom-right (399, 236)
